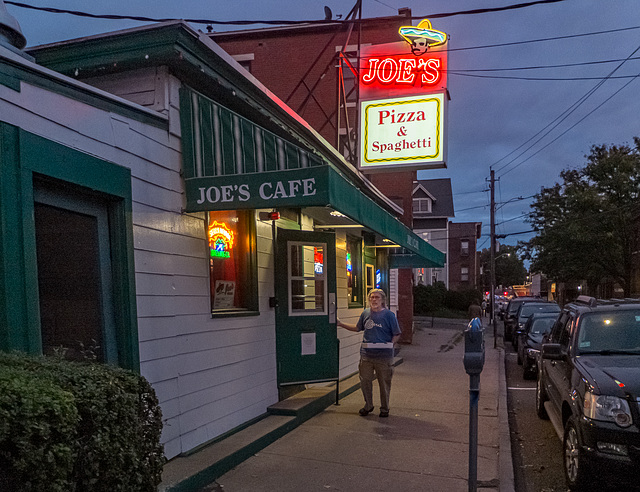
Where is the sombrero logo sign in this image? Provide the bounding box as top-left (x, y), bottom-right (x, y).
top-left (359, 19), bottom-right (448, 98)
top-left (398, 19), bottom-right (447, 56)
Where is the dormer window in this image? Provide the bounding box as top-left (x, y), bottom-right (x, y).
top-left (412, 197), bottom-right (432, 214)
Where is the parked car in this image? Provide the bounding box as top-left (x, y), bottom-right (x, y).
top-left (512, 301), bottom-right (560, 351)
top-left (537, 295), bottom-right (640, 490)
top-left (516, 312), bottom-right (557, 378)
top-left (503, 296), bottom-right (539, 341)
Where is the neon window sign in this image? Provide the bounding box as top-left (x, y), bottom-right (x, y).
top-left (376, 269), bottom-right (381, 288)
top-left (208, 221), bottom-right (234, 259)
top-left (346, 253), bottom-right (352, 274)
top-left (314, 247), bottom-right (324, 275)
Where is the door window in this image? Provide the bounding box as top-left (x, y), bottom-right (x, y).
top-left (288, 242), bottom-right (327, 315)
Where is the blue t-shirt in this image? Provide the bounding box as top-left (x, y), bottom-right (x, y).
top-left (356, 308), bottom-right (401, 358)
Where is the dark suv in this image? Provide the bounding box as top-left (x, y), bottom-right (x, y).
top-left (536, 296), bottom-right (640, 490)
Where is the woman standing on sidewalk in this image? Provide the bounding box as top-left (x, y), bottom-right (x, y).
top-left (337, 289), bottom-right (401, 418)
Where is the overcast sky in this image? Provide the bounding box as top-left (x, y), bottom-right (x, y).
top-left (7, 0), bottom-right (640, 252)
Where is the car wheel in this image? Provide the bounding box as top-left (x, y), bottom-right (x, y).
top-left (535, 367), bottom-right (549, 419)
top-left (564, 416), bottom-right (591, 490)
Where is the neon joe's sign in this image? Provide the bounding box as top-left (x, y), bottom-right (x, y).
top-left (208, 221), bottom-right (234, 258)
top-left (359, 19), bottom-right (448, 97)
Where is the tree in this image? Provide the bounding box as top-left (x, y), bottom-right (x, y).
top-left (523, 137), bottom-right (640, 296)
top-left (479, 245), bottom-right (527, 292)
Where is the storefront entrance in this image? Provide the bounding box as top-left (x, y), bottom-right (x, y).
top-left (274, 229), bottom-right (337, 390)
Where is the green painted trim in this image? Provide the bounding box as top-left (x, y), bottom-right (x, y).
top-left (0, 124), bottom-right (139, 370)
top-left (0, 63), bottom-right (21, 91)
top-left (21, 131), bottom-right (140, 371)
top-left (0, 59), bottom-right (167, 129)
top-left (20, 132), bottom-right (132, 196)
top-left (0, 124), bottom-right (30, 351)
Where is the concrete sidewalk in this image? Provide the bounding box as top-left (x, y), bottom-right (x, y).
top-left (159, 317), bottom-right (514, 492)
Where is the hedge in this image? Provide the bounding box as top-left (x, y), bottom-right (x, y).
top-left (0, 352), bottom-right (164, 491)
top-left (414, 282), bottom-right (482, 315)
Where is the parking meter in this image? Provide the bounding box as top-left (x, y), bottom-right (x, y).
top-left (464, 317), bottom-right (485, 492)
top-left (464, 318), bottom-right (485, 376)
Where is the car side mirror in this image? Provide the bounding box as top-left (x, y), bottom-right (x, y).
top-left (541, 343), bottom-right (565, 361)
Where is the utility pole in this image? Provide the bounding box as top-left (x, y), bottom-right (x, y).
top-left (489, 169), bottom-right (497, 347)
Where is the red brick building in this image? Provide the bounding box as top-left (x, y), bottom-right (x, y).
top-left (448, 222), bottom-right (482, 291)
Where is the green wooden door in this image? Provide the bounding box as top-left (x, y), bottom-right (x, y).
top-left (275, 229), bottom-right (337, 386)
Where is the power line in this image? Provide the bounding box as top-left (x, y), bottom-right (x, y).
top-left (6, 0), bottom-right (570, 26)
top-left (449, 73), bottom-right (639, 81)
top-left (494, 43), bottom-right (640, 176)
top-left (449, 56), bottom-right (640, 73)
top-left (446, 25), bottom-right (640, 53)
top-left (501, 68), bottom-right (640, 177)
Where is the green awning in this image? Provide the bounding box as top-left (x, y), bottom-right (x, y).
top-left (184, 166), bottom-right (445, 268)
top-left (389, 253), bottom-right (447, 269)
top-left (180, 85), bottom-right (444, 268)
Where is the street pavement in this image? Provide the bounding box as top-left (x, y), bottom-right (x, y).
top-left (204, 317), bottom-right (513, 492)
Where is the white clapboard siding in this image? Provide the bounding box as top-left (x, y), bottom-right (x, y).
top-left (133, 249), bottom-right (208, 278)
top-left (132, 203), bottom-right (205, 237)
top-left (135, 272), bottom-right (209, 297)
top-left (181, 389), bottom-right (276, 452)
top-left (130, 178), bottom-right (183, 213)
top-left (177, 352), bottom-right (275, 398)
top-left (178, 373), bottom-right (276, 443)
top-left (2, 59), bottom-right (280, 460)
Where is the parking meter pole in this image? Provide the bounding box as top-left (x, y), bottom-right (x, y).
top-left (469, 374), bottom-right (480, 492)
top-left (463, 318), bottom-right (484, 492)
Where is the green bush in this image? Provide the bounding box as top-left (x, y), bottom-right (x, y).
top-left (414, 282), bottom-right (447, 314)
top-left (0, 367), bottom-right (78, 491)
top-left (0, 352), bottom-right (164, 491)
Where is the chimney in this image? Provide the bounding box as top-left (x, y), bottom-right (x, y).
top-left (397, 7), bottom-right (412, 20)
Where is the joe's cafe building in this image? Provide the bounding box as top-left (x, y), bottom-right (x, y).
top-left (1, 19), bottom-right (444, 459)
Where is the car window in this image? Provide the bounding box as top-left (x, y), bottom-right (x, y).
top-left (550, 312), bottom-right (569, 343)
top-left (530, 318), bottom-right (555, 335)
top-left (508, 302), bottom-right (522, 315)
top-left (577, 310), bottom-right (640, 354)
top-left (518, 304), bottom-right (560, 321)
top-left (558, 316), bottom-right (573, 348)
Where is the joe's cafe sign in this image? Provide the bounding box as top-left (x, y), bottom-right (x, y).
top-left (358, 19), bottom-right (448, 172)
top-left (184, 167), bottom-right (330, 211)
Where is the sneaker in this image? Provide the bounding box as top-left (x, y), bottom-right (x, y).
top-left (379, 410), bottom-right (389, 418)
top-left (359, 407), bottom-right (373, 416)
